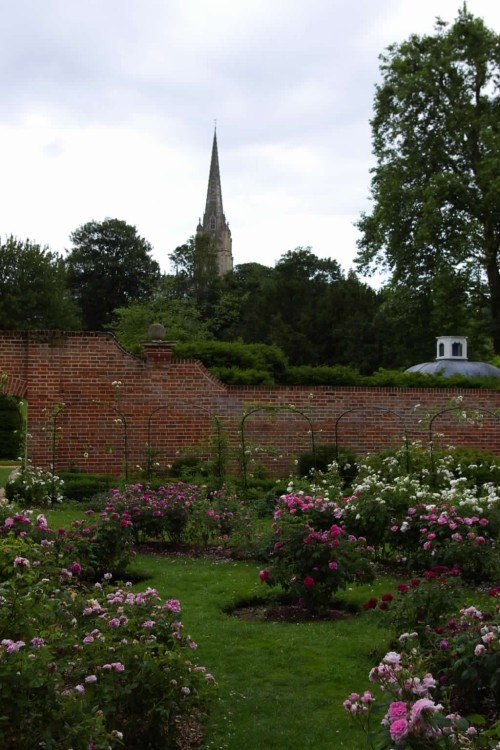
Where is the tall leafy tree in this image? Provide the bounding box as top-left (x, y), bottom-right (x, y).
top-left (168, 233), bottom-right (220, 308)
top-left (264, 248), bottom-right (344, 365)
top-left (356, 8), bottom-right (500, 350)
top-left (0, 236), bottom-right (80, 329)
top-left (109, 278), bottom-right (213, 356)
top-left (66, 219), bottom-right (161, 330)
top-left (214, 262), bottom-right (277, 342)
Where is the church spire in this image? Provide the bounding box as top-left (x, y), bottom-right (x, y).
top-left (197, 128), bottom-right (233, 275)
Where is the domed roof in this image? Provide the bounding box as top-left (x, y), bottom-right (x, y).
top-left (406, 360), bottom-right (500, 377)
top-left (406, 336), bottom-right (500, 378)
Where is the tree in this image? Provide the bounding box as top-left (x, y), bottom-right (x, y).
top-left (109, 278), bottom-right (213, 356)
top-left (260, 248), bottom-right (344, 365)
top-left (168, 234), bottom-right (220, 308)
top-left (356, 8), bottom-right (500, 350)
top-left (213, 262), bottom-right (276, 342)
top-left (0, 236), bottom-right (80, 329)
top-left (66, 219), bottom-right (161, 330)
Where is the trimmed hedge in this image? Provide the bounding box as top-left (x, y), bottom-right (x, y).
top-left (172, 342), bottom-right (500, 388)
top-left (58, 471), bottom-right (117, 501)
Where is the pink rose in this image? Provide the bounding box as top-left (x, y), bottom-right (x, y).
top-left (411, 697), bottom-right (440, 722)
top-left (259, 569), bottom-right (270, 582)
top-left (388, 701), bottom-right (407, 720)
top-left (303, 576), bottom-right (315, 588)
top-left (389, 718), bottom-right (408, 742)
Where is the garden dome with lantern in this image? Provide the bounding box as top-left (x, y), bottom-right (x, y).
top-left (405, 336), bottom-right (500, 378)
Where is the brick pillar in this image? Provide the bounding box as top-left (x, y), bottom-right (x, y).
top-left (143, 342), bottom-right (175, 368)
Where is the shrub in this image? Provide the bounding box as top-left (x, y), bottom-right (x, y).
top-left (5, 460), bottom-right (63, 507)
top-left (210, 366), bottom-right (274, 384)
top-left (55, 509), bottom-right (135, 580)
top-left (102, 482), bottom-right (256, 551)
top-left (430, 597), bottom-right (500, 718)
top-left (58, 471), bottom-right (117, 502)
top-left (0, 506), bottom-right (134, 581)
top-left (173, 340), bottom-right (288, 381)
top-left (104, 483), bottom-right (198, 544)
top-left (297, 444), bottom-right (359, 487)
top-left (168, 454), bottom-right (209, 481)
top-left (0, 394), bottom-right (22, 460)
top-left (283, 364), bottom-right (362, 386)
top-left (389, 501), bottom-right (499, 582)
top-left (0, 547), bottom-right (216, 749)
top-left (363, 567), bottom-right (464, 646)
top-left (260, 492), bottom-right (375, 612)
top-left (344, 638), bottom-right (487, 748)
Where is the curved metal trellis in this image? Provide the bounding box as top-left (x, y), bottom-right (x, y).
top-left (334, 406), bottom-right (410, 473)
top-left (239, 405), bottom-right (316, 491)
top-left (146, 401), bottom-right (225, 483)
top-left (93, 400), bottom-right (129, 481)
top-left (428, 405), bottom-right (500, 486)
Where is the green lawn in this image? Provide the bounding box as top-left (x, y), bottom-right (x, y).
top-left (0, 462), bottom-right (19, 488)
top-left (44, 505), bottom-right (392, 749)
top-left (128, 555), bottom-right (390, 749)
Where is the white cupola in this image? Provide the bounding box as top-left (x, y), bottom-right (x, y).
top-left (435, 336), bottom-right (468, 360)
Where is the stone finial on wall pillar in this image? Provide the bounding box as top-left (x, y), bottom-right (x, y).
top-left (144, 323), bottom-right (176, 366)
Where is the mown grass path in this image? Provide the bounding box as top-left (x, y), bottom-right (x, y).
top-left (128, 554), bottom-right (391, 749)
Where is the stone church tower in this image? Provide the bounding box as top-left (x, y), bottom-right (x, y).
top-left (196, 129), bottom-right (233, 275)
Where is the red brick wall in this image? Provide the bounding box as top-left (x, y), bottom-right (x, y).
top-left (1, 331), bottom-right (499, 477)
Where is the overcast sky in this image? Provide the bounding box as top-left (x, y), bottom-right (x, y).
top-left (1, 0), bottom-right (499, 283)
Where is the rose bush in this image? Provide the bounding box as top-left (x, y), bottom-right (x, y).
top-left (103, 482), bottom-right (254, 549)
top-left (0, 507), bottom-right (134, 581)
top-left (344, 637), bottom-right (491, 748)
top-left (363, 566), bottom-right (464, 643)
top-left (389, 502), bottom-right (498, 582)
top-left (0, 537), bottom-right (216, 749)
top-left (260, 492), bottom-right (375, 612)
top-left (5, 459), bottom-right (64, 507)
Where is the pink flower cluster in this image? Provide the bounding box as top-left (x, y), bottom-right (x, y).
top-left (345, 648), bottom-right (479, 745)
top-left (390, 501), bottom-right (491, 551)
top-left (273, 493), bottom-right (342, 519)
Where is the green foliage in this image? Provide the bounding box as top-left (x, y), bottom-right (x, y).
top-left (99, 483), bottom-right (255, 551)
top-left (168, 233), bottom-right (221, 309)
top-left (5, 460), bottom-right (63, 507)
top-left (169, 343), bottom-right (500, 385)
top-left (344, 636), bottom-right (494, 748)
top-left (174, 339), bottom-right (288, 382)
top-left (210, 366), bottom-right (274, 384)
top-left (56, 510), bottom-right (134, 579)
top-left (168, 454), bottom-right (209, 482)
top-left (284, 364), bottom-right (362, 385)
top-left (366, 568), bottom-right (464, 644)
top-left (0, 236), bottom-right (81, 330)
top-left (297, 444), bottom-right (359, 487)
top-left (0, 394), bottom-right (22, 460)
top-left (0, 540), bottom-right (215, 749)
top-left (261, 493), bottom-right (375, 612)
top-left (58, 471), bottom-right (117, 502)
top-left (109, 276), bottom-right (213, 356)
top-left (349, 446), bottom-right (500, 581)
top-left (356, 8), bottom-right (500, 352)
top-left (66, 218), bottom-right (161, 330)
top-left (440, 446), bottom-right (500, 488)
top-left (437, 599), bottom-right (500, 717)
top-left (0, 506), bottom-right (133, 581)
